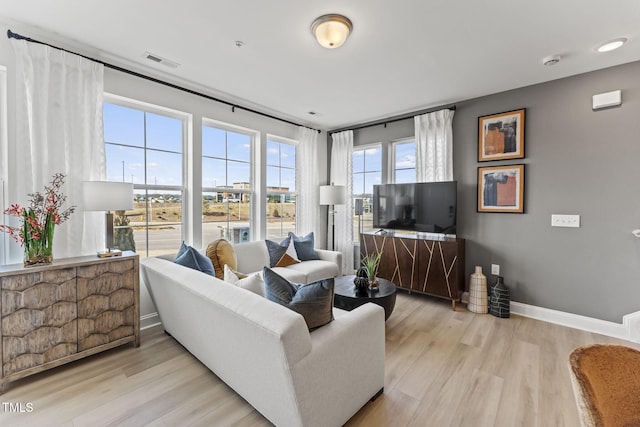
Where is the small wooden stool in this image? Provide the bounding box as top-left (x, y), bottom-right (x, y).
top-left (568, 344), bottom-right (640, 426)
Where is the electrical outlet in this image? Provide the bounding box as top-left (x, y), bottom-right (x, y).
top-left (551, 214), bottom-right (580, 228)
top-left (491, 264), bottom-right (500, 275)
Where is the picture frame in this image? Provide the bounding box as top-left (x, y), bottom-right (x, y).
top-left (478, 108), bottom-right (525, 162)
top-left (477, 164), bottom-right (524, 213)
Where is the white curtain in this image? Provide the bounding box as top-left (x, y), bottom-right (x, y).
top-left (415, 109), bottom-right (455, 182)
top-left (10, 39), bottom-right (105, 260)
top-left (330, 130), bottom-right (353, 275)
top-left (296, 126), bottom-right (320, 237)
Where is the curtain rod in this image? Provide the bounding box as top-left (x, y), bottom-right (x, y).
top-left (7, 30), bottom-right (321, 134)
top-left (329, 105), bottom-right (456, 135)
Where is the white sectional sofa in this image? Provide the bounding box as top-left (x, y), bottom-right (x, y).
top-left (233, 240), bottom-right (342, 284)
top-left (140, 246), bottom-right (385, 427)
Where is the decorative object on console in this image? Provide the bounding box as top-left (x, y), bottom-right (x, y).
top-left (319, 183), bottom-right (346, 251)
top-left (468, 266), bottom-right (489, 314)
top-left (0, 173), bottom-right (76, 266)
top-left (478, 164), bottom-right (525, 213)
top-left (478, 108), bottom-right (525, 162)
top-left (361, 251), bottom-right (382, 289)
top-left (489, 275), bottom-right (510, 318)
top-left (83, 181), bottom-right (133, 257)
top-left (263, 267), bottom-right (334, 330)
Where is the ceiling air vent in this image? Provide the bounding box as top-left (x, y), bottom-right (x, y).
top-left (143, 52), bottom-right (179, 69)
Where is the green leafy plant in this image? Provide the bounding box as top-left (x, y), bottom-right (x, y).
top-left (361, 252), bottom-right (382, 281)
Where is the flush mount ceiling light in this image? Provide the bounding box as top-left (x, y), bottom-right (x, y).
top-left (311, 14), bottom-right (353, 48)
top-left (597, 38), bottom-right (628, 52)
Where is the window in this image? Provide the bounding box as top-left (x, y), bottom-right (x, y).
top-left (266, 137), bottom-right (297, 240)
top-left (202, 122), bottom-right (254, 244)
top-left (104, 99), bottom-right (186, 257)
top-left (394, 140), bottom-right (416, 183)
top-left (352, 145), bottom-right (381, 240)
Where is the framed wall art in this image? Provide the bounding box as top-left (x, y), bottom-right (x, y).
top-left (478, 108), bottom-right (525, 162)
top-left (477, 164), bottom-right (524, 213)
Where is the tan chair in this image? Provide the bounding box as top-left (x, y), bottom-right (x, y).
top-left (568, 344), bottom-right (640, 426)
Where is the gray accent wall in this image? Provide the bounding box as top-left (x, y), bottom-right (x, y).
top-left (350, 60), bottom-right (640, 323)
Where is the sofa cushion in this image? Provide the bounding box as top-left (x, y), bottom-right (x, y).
top-left (206, 239), bottom-right (237, 279)
top-left (284, 260), bottom-right (340, 284)
top-left (263, 267), bottom-right (334, 330)
top-left (224, 264), bottom-right (265, 297)
top-left (266, 267), bottom-right (306, 284)
top-left (265, 237), bottom-right (300, 268)
top-left (289, 232), bottom-right (318, 261)
top-left (174, 243), bottom-right (215, 276)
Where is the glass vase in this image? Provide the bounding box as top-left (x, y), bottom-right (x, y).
top-left (23, 212), bottom-right (54, 267)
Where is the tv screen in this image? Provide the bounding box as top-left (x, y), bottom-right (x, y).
top-left (373, 181), bottom-right (457, 234)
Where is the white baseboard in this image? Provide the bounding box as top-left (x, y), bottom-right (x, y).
top-left (140, 312), bottom-right (161, 330)
top-left (510, 301), bottom-right (640, 343)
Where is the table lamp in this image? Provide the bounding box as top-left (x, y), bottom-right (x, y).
top-left (83, 181), bottom-right (134, 257)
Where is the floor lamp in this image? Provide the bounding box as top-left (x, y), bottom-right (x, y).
top-left (320, 183), bottom-right (346, 251)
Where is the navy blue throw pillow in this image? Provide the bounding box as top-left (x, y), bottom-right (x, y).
top-left (289, 232), bottom-right (318, 261)
top-left (263, 267), bottom-right (334, 330)
top-left (174, 244), bottom-right (214, 276)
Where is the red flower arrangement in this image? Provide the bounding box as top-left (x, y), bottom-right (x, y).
top-left (0, 173), bottom-right (76, 266)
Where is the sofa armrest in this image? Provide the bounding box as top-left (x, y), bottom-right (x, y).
top-left (290, 303), bottom-right (385, 427)
top-left (315, 249), bottom-right (342, 276)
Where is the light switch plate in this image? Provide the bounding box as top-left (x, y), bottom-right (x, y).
top-left (551, 214), bottom-right (580, 228)
top-left (491, 264), bottom-right (500, 275)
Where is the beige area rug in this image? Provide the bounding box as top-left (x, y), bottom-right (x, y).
top-left (569, 344), bottom-right (640, 427)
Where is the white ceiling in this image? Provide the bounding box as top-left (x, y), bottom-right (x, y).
top-left (1, 0), bottom-right (639, 130)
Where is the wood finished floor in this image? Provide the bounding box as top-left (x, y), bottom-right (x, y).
top-left (2, 291), bottom-right (637, 427)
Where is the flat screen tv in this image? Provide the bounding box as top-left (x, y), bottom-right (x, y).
top-left (373, 181), bottom-right (457, 234)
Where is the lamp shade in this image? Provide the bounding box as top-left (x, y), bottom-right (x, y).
top-left (319, 184), bottom-right (346, 205)
top-left (83, 181), bottom-right (134, 211)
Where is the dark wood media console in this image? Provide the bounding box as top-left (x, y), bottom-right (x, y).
top-left (360, 232), bottom-right (465, 309)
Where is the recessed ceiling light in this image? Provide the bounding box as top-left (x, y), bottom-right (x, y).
top-left (597, 38), bottom-right (628, 53)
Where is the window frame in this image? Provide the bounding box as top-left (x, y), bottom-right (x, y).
top-left (201, 118), bottom-right (258, 243)
top-left (265, 134), bottom-right (299, 240)
top-left (104, 93), bottom-right (189, 257)
top-left (391, 138), bottom-right (417, 184)
top-left (352, 143), bottom-right (382, 242)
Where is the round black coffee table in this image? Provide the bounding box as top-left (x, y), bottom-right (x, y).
top-left (333, 275), bottom-right (397, 321)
